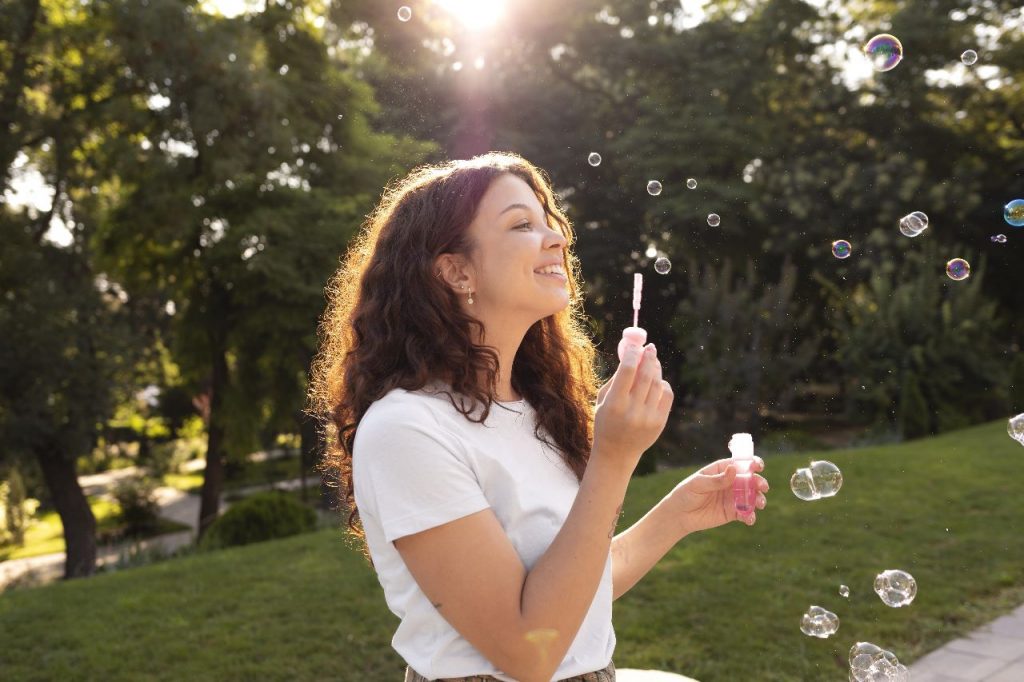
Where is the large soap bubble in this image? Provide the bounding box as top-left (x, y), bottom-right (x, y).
top-left (1009, 413), bottom-right (1024, 446)
top-left (874, 569), bottom-right (917, 607)
top-left (800, 605), bottom-right (839, 638)
top-left (898, 211), bottom-right (928, 238)
top-left (790, 460), bottom-right (843, 501)
top-left (864, 34), bottom-right (904, 72)
top-left (850, 642), bottom-right (909, 682)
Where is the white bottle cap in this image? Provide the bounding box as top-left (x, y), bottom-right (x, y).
top-left (728, 433), bottom-right (754, 460)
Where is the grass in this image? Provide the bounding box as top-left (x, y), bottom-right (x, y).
top-left (161, 456), bottom-right (315, 495)
top-left (0, 499), bottom-right (188, 562)
top-left (1, 420), bottom-right (1021, 681)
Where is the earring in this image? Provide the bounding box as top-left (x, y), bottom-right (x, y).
top-left (468, 289), bottom-right (474, 305)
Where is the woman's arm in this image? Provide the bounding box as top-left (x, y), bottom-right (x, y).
top-left (611, 493), bottom-right (687, 601)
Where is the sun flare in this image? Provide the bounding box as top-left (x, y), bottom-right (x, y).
top-left (434, 0), bottom-right (506, 30)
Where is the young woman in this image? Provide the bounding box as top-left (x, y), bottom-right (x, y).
top-left (308, 152), bottom-right (768, 682)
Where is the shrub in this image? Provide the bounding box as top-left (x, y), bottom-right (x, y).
top-left (112, 475), bottom-right (161, 537)
top-left (0, 467), bottom-right (39, 546)
top-left (199, 491), bottom-right (316, 551)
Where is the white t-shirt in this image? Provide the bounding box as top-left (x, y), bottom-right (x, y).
top-left (352, 381), bottom-right (615, 681)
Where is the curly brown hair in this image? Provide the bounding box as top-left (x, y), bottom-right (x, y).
top-left (306, 152), bottom-right (601, 566)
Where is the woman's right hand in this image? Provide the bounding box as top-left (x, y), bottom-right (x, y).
top-left (593, 342), bottom-right (674, 472)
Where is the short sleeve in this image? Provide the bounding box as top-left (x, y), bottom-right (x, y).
top-left (353, 398), bottom-right (490, 543)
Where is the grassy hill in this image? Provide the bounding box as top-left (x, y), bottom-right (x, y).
top-left (2, 420), bottom-right (1022, 681)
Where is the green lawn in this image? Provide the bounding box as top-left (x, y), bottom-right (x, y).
top-left (1, 420), bottom-right (1021, 681)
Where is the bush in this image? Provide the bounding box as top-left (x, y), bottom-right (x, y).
top-left (112, 475), bottom-right (161, 537)
top-left (0, 467), bottom-right (39, 546)
top-left (199, 491), bottom-right (316, 551)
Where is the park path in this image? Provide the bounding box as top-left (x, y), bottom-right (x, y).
top-left (906, 603), bottom-right (1024, 681)
top-left (0, 457), bottom-right (324, 592)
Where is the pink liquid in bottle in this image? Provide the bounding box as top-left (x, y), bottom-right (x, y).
top-left (728, 433), bottom-right (757, 513)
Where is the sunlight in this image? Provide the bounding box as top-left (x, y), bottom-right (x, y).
top-left (434, 0), bottom-right (506, 31)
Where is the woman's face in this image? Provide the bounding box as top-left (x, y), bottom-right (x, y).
top-left (458, 173), bottom-right (571, 322)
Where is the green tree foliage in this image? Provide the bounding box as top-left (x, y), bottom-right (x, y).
top-left (668, 257), bottom-right (820, 459)
top-left (819, 243), bottom-right (1007, 434)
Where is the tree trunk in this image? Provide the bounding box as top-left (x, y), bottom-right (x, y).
top-left (36, 449), bottom-right (96, 579)
top-left (197, 336), bottom-right (229, 539)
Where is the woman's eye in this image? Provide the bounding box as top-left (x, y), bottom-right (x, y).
top-left (515, 222), bottom-right (531, 230)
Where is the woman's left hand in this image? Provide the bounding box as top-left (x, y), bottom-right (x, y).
top-left (667, 457), bottom-right (769, 538)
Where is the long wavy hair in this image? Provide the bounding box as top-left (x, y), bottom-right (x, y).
top-left (307, 152), bottom-right (600, 566)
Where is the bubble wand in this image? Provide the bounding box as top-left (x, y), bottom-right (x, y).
top-left (617, 273), bottom-right (648, 361)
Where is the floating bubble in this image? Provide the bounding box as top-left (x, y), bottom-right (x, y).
top-left (874, 569), bottom-right (917, 607)
top-left (961, 49), bottom-right (978, 66)
top-left (707, 213), bottom-right (720, 227)
top-left (647, 180), bottom-right (663, 196)
top-left (790, 460), bottom-right (843, 501)
top-left (945, 258), bottom-right (970, 281)
top-left (397, 5), bottom-right (412, 21)
top-left (831, 239), bottom-right (852, 259)
top-left (991, 234), bottom-right (1007, 243)
top-left (850, 642), bottom-right (909, 682)
top-left (840, 584), bottom-right (850, 598)
top-left (898, 211), bottom-right (928, 237)
top-left (800, 605), bottom-right (840, 639)
top-left (864, 34), bottom-right (904, 72)
top-left (1005, 199), bottom-right (1024, 227)
top-left (654, 257), bottom-right (672, 275)
top-left (588, 152), bottom-right (602, 167)
top-left (1009, 413), bottom-right (1024, 446)
top-left (686, 178), bottom-right (697, 190)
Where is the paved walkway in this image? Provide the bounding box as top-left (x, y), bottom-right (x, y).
top-left (907, 603), bottom-right (1024, 681)
top-left (1, 465), bottom-right (323, 592)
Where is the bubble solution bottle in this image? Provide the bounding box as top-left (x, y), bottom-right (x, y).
top-left (728, 433), bottom-right (757, 513)
top-left (617, 274), bottom-right (647, 361)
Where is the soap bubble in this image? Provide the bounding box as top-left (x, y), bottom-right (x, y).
top-left (647, 180), bottom-right (663, 196)
top-left (588, 152), bottom-right (602, 167)
top-left (946, 258), bottom-right (970, 281)
top-left (654, 257), bottom-right (672, 275)
top-left (831, 240), bottom-right (852, 259)
top-left (898, 211), bottom-right (928, 237)
top-left (707, 213), bottom-right (720, 227)
top-left (991, 234), bottom-right (1007, 243)
top-left (1009, 413), bottom-right (1024, 446)
top-left (1005, 199), bottom-right (1024, 227)
top-left (961, 49), bottom-right (978, 66)
top-left (864, 34), bottom-right (904, 72)
top-left (850, 642), bottom-right (909, 682)
top-left (686, 178), bottom-right (697, 189)
top-left (874, 569), bottom-right (917, 607)
top-left (397, 6), bottom-right (412, 21)
top-left (840, 585), bottom-right (850, 598)
top-left (800, 605), bottom-right (840, 639)
top-left (790, 460), bottom-right (843, 501)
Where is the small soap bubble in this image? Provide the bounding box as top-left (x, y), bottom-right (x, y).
top-left (800, 605), bottom-right (840, 639)
top-left (945, 258), bottom-right (970, 281)
top-left (961, 49), bottom-right (978, 66)
top-left (874, 569), bottom-right (917, 607)
top-left (1008, 413), bottom-right (1024, 446)
top-left (707, 213), bottom-right (720, 227)
top-left (397, 6), bottom-right (412, 21)
top-left (864, 34), bottom-right (904, 72)
top-left (1004, 199), bottom-right (1024, 227)
top-left (647, 180), bottom-right (663, 196)
top-left (790, 460), bottom-right (843, 501)
top-left (588, 152), bottom-right (602, 167)
top-left (686, 178), bottom-right (697, 189)
top-left (840, 585), bottom-right (850, 598)
top-left (898, 211), bottom-right (928, 237)
top-left (654, 257), bottom-right (672, 275)
top-left (991, 234), bottom-right (1007, 243)
top-left (850, 642), bottom-right (909, 682)
top-left (831, 239), bottom-right (852, 259)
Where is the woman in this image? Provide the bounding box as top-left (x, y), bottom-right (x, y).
top-left (307, 152), bottom-right (769, 682)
